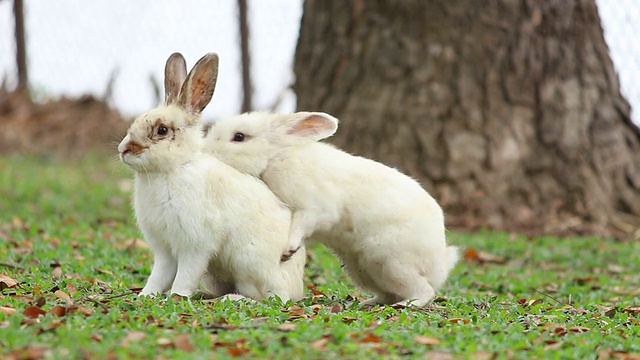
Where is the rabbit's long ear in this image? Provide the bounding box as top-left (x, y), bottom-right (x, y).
top-left (178, 53), bottom-right (219, 114)
top-left (274, 112), bottom-right (339, 141)
top-left (164, 52), bottom-right (187, 105)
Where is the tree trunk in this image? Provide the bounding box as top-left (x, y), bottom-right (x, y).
top-left (293, 0), bottom-right (640, 239)
top-left (13, 0), bottom-right (28, 96)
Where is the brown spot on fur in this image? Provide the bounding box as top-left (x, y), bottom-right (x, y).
top-left (125, 141), bottom-right (146, 155)
top-left (150, 118), bottom-right (176, 141)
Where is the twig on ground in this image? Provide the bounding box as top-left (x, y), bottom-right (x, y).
top-left (533, 289), bottom-right (562, 304)
top-left (0, 262), bottom-right (25, 270)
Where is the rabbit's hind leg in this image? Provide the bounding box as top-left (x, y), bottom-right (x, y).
top-left (374, 259), bottom-right (436, 307)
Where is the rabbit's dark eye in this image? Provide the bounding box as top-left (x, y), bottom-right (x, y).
top-left (157, 125), bottom-right (169, 136)
top-left (232, 132), bottom-right (245, 142)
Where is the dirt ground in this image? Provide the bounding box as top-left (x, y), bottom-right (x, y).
top-left (0, 88), bottom-right (130, 157)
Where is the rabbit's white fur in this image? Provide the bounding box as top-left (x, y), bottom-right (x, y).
top-left (204, 111), bottom-right (458, 306)
top-left (118, 54), bottom-right (305, 301)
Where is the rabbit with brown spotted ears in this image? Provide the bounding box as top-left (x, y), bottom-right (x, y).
top-left (118, 53), bottom-right (305, 301)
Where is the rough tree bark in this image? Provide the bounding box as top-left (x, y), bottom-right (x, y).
top-left (294, 0), bottom-right (640, 239)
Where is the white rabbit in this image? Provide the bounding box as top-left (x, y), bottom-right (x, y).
top-left (118, 53), bottom-right (305, 301)
top-left (204, 111), bottom-right (458, 306)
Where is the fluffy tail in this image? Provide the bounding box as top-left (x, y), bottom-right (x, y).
top-left (430, 244), bottom-right (460, 291)
top-left (445, 245), bottom-right (460, 273)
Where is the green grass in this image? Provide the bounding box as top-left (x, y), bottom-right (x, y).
top-left (1, 154), bottom-right (639, 359)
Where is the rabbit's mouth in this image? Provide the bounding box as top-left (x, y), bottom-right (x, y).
top-left (120, 148), bottom-right (148, 166)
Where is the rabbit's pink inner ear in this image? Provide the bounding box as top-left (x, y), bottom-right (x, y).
top-left (164, 53), bottom-right (187, 105)
top-left (180, 53), bottom-right (219, 114)
top-left (286, 114), bottom-right (337, 140)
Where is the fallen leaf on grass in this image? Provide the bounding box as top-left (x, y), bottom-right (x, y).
top-left (354, 332), bottom-right (382, 343)
top-left (156, 337), bottom-right (172, 348)
top-left (464, 248), bottom-right (507, 264)
top-left (1, 306), bottom-right (16, 315)
top-left (277, 323), bottom-right (297, 332)
top-left (121, 331), bottom-right (146, 346)
top-left (95, 268), bottom-right (114, 276)
top-left (413, 335), bottom-right (441, 345)
top-left (422, 351), bottom-right (454, 360)
top-left (49, 305), bottom-right (66, 317)
top-left (567, 326), bottom-right (589, 333)
top-left (0, 274), bottom-right (18, 289)
top-left (543, 340), bottom-right (564, 350)
top-left (174, 334), bottom-right (194, 352)
top-left (116, 238), bottom-right (149, 250)
top-left (574, 276), bottom-right (598, 285)
top-left (283, 305), bottom-right (308, 320)
top-left (309, 335), bottom-right (333, 351)
top-left (342, 316), bottom-right (358, 324)
top-left (622, 306), bottom-right (640, 314)
top-left (32, 297), bottom-right (46, 307)
top-left (66, 283), bottom-right (77, 297)
top-left (51, 266), bottom-right (62, 278)
top-left (445, 318), bottom-right (470, 324)
top-left (6, 345), bottom-right (50, 360)
top-left (598, 350), bottom-right (640, 360)
top-left (213, 339), bottom-right (250, 357)
top-left (330, 304), bottom-right (342, 313)
top-left (306, 283), bottom-right (327, 297)
top-left (54, 290), bottom-right (71, 302)
top-left (23, 306), bottom-right (46, 319)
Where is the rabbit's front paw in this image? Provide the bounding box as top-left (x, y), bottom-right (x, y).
top-left (280, 246), bottom-right (301, 262)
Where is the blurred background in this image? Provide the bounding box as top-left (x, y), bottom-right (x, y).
top-left (1, 0), bottom-right (638, 122)
top-left (1, 0), bottom-right (639, 239)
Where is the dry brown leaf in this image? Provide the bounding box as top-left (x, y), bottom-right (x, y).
top-left (598, 350), bottom-right (640, 360)
top-left (309, 335), bottom-right (332, 350)
top-left (52, 266), bottom-right (62, 278)
top-left (0, 274), bottom-right (18, 289)
top-left (574, 276), bottom-right (598, 285)
top-left (32, 296), bottom-right (46, 307)
top-left (76, 306), bottom-right (94, 316)
top-left (623, 306), bottom-right (640, 314)
top-left (527, 299), bottom-right (543, 307)
top-left (277, 323), bottom-right (297, 332)
top-left (95, 268), bottom-right (114, 276)
top-left (49, 305), bottom-right (66, 317)
top-left (359, 332), bottom-right (382, 343)
top-left (66, 283), bottom-right (77, 297)
top-left (543, 340), bottom-right (564, 350)
top-left (414, 335), bottom-right (441, 345)
top-left (567, 326), bottom-right (589, 333)
top-left (54, 290), bottom-right (71, 301)
top-left (23, 306), bottom-right (47, 319)
top-left (447, 317), bottom-right (470, 324)
top-left (470, 351), bottom-right (495, 360)
top-left (0, 306), bottom-right (16, 315)
top-left (7, 345), bottom-right (50, 360)
top-left (213, 339), bottom-right (249, 357)
top-left (342, 316), bottom-right (357, 324)
top-left (121, 331), bottom-right (146, 346)
top-left (117, 238), bottom-right (149, 250)
top-left (330, 304), bottom-right (342, 313)
top-left (91, 333), bottom-right (103, 342)
top-left (464, 248), bottom-right (506, 264)
top-left (174, 334), bottom-right (194, 352)
top-left (156, 337), bottom-right (172, 348)
top-left (422, 351), bottom-right (454, 360)
top-left (607, 264), bottom-right (624, 273)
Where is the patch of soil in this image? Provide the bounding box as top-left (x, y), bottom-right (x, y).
top-left (0, 89), bottom-right (130, 157)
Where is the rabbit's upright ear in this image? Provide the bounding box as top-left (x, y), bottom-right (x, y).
top-left (178, 53), bottom-right (219, 114)
top-left (164, 53), bottom-right (187, 105)
top-left (274, 112), bottom-right (339, 141)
